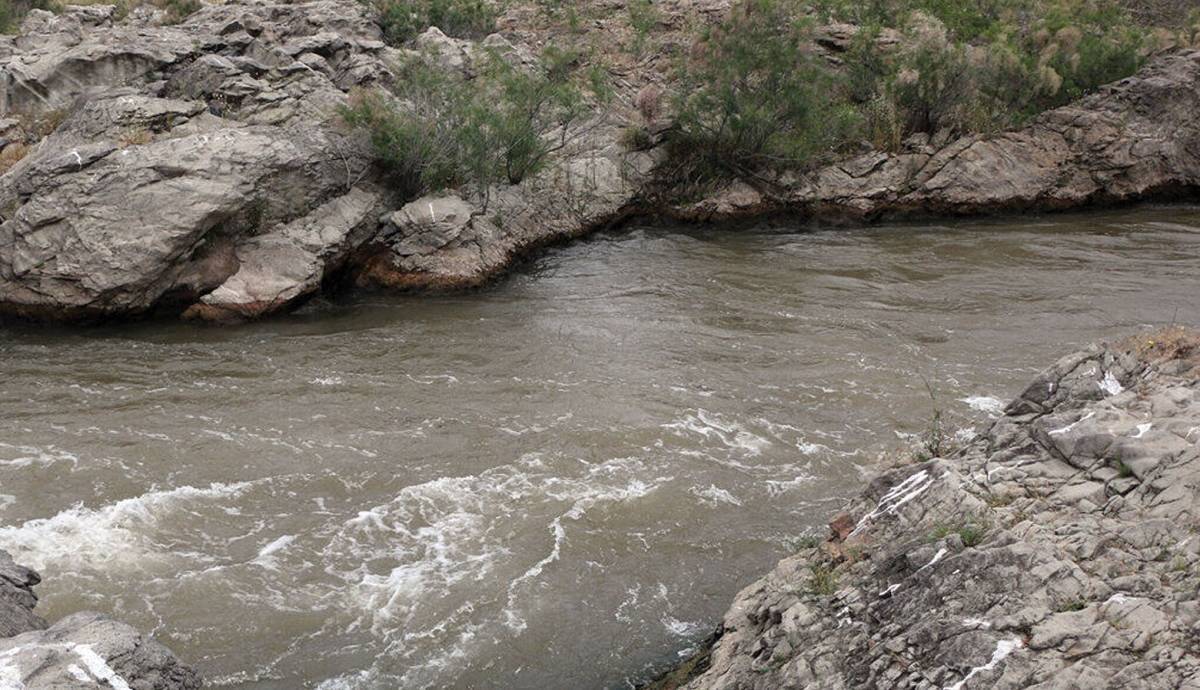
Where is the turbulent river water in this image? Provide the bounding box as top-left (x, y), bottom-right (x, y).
top-left (1, 207), bottom-right (1199, 689)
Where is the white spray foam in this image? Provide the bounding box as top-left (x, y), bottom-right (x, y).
top-left (959, 396), bottom-right (1005, 416)
top-left (688, 485), bottom-right (743, 507)
top-left (0, 482), bottom-right (254, 572)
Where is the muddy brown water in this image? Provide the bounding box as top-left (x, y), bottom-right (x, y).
top-left (1, 207), bottom-right (1198, 689)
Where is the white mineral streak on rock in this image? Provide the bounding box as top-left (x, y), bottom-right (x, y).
top-left (944, 638), bottom-right (1023, 690)
top-left (849, 470), bottom-right (933, 537)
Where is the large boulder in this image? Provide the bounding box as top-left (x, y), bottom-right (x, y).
top-left (0, 0), bottom-right (391, 322)
top-left (0, 612), bottom-right (200, 689)
top-left (0, 549), bottom-right (199, 689)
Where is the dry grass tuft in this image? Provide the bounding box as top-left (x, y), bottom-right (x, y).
top-left (0, 143), bottom-right (29, 175)
top-left (1122, 326), bottom-right (1200, 368)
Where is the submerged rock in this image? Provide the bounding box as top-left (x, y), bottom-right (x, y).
top-left (649, 329), bottom-right (1200, 689)
top-left (0, 550), bottom-right (199, 689)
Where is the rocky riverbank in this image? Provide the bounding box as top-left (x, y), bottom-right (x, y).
top-left (646, 328), bottom-right (1200, 689)
top-left (0, 549), bottom-right (199, 688)
top-left (0, 0), bottom-right (1198, 322)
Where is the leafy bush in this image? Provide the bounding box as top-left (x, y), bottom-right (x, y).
top-left (341, 48), bottom-right (589, 204)
top-left (826, 0), bottom-right (1147, 137)
top-left (669, 0), bottom-right (1148, 180)
top-left (670, 0), bottom-right (863, 181)
top-left (372, 0), bottom-right (496, 46)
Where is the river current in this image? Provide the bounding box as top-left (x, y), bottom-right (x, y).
top-left (1, 207), bottom-right (1198, 688)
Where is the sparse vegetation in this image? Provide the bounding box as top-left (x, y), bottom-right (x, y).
top-left (666, 0), bottom-right (1150, 185)
top-left (370, 0), bottom-right (496, 46)
top-left (1054, 597), bottom-right (1088, 612)
top-left (932, 518), bottom-right (990, 547)
top-left (341, 48), bottom-right (590, 205)
top-left (808, 563), bottom-right (839, 595)
top-left (0, 143), bottom-right (30, 176)
top-left (787, 533), bottom-right (822, 551)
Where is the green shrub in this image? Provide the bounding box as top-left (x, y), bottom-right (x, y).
top-left (372, 0), bottom-right (496, 46)
top-left (341, 48), bottom-right (589, 204)
top-left (0, 0), bottom-right (59, 33)
top-left (670, 0), bottom-right (862, 181)
top-left (672, 0), bottom-right (1148, 177)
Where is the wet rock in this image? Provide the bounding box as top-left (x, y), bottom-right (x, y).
top-left (0, 611), bottom-right (200, 689)
top-left (0, 549), bottom-right (44, 638)
top-left (655, 329), bottom-right (1200, 690)
top-left (0, 550), bottom-right (199, 688)
top-left (0, 0), bottom-right (386, 322)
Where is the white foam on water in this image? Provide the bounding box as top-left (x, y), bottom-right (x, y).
top-left (959, 395), bottom-right (1004, 416)
top-left (765, 475), bottom-right (814, 497)
top-left (944, 638), bottom-right (1023, 690)
top-left (0, 443), bottom-right (79, 470)
top-left (688, 485), bottom-right (743, 507)
top-left (1099, 371), bottom-right (1124, 396)
top-left (0, 482), bottom-right (254, 572)
top-left (310, 376), bottom-right (344, 386)
top-left (661, 615), bottom-right (703, 638)
top-left (662, 409), bottom-right (771, 457)
top-left (323, 456), bottom-right (669, 682)
top-left (252, 535), bottom-right (296, 570)
top-left (0, 495), bottom-right (14, 513)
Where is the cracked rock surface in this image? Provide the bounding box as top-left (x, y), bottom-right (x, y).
top-left (657, 329), bottom-right (1200, 690)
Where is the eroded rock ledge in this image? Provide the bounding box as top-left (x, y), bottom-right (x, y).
top-left (0, 548), bottom-right (199, 689)
top-left (648, 329), bottom-right (1200, 690)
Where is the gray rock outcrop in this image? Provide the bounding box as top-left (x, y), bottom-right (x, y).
top-left (0, 550), bottom-right (199, 689)
top-left (653, 329), bottom-right (1200, 689)
top-left (0, 0), bottom-right (389, 322)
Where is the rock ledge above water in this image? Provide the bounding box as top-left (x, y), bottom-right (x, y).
top-left (0, 550), bottom-right (199, 689)
top-left (649, 328), bottom-right (1200, 690)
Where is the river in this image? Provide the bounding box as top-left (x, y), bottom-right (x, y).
top-left (1, 206), bottom-right (1198, 688)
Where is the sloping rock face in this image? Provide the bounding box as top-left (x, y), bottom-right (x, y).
top-left (661, 329), bottom-right (1200, 689)
top-left (0, 0), bottom-right (389, 321)
top-left (0, 549), bottom-right (199, 689)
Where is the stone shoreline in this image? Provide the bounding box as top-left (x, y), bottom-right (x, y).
top-left (644, 328), bottom-right (1200, 689)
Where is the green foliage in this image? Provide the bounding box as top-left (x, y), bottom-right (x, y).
top-left (0, 0), bottom-right (58, 33)
top-left (671, 0), bottom-right (862, 181)
top-left (821, 0), bottom-right (1147, 137)
top-left (628, 0), bottom-right (658, 55)
top-left (669, 0), bottom-right (1147, 181)
top-left (372, 0), bottom-right (496, 46)
top-left (341, 49), bottom-right (589, 204)
top-left (931, 518), bottom-right (990, 547)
